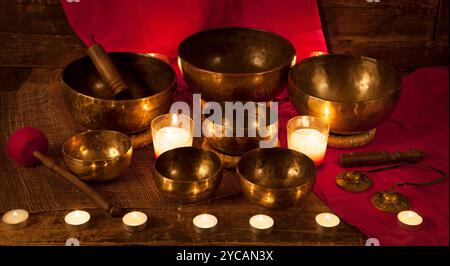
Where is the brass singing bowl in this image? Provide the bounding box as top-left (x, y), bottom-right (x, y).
top-left (178, 27), bottom-right (296, 101)
top-left (153, 147), bottom-right (223, 203)
top-left (62, 130), bottom-right (133, 182)
top-left (61, 52), bottom-right (176, 134)
top-left (202, 101), bottom-right (278, 156)
top-left (288, 54), bottom-right (401, 134)
top-left (237, 148), bottom-right (316, 209)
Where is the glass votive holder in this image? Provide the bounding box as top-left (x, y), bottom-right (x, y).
top-left (151, 113), bottom-right (194, 158)
top-left (287, 115), bottom-right (329, 166)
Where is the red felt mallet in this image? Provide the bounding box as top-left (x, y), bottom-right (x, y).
top-left (6, 127), bottom-right (122, 217)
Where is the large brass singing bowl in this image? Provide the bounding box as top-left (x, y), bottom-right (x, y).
top-left (153, 147), bottom-right (223, 203)
top-left (178, 27), bottom-right (296, 101)
top-left (288, 54), bottom-right (401, 134)
top-left (237, 148), bottom-right (316, 209)
top-left (62, 130), bottom-right (133, 182)
top-left (61, 52), bottom-right (176, 134)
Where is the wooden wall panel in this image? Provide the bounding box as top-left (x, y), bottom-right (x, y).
top-left (330, 38), bottom-right (448, 70)
top-left (319, 0), bottom-right (439, 41)
top-left (436, 0), bottom-right (449, 40)
top-left (0, 32), bottom-right (85, 68)
top-left (0, 0), bottom-right (73, 34)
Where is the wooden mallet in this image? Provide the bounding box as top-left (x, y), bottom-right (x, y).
top-left (87, 36), bottom-right (135, 100)
top-left (6, 127), bottom-right (123, 217)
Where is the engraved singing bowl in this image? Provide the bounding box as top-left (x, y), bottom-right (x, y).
top-left (153, 147), bottom-right (223, 203)
top-left (237, 148), bottom-right (316, 209)
top-left (202, 101), bottom-right (278, 156)
top-left (178, 27), bottom-right (296, 101)
top-left (288, 54), bottom-right (401, 134)
top-left (62, 130), bottom-right (133, 182)
top-left (61, 52), bottom-right (176, 134)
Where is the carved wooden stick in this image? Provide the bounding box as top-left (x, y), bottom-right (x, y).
top-left (339, 149), bottom-right (426, 167)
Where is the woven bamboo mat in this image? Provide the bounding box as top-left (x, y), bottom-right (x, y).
top-left (0, 71), bottom-right (240, 213)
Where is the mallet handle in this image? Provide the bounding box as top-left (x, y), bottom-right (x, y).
top-left (87, 43), bottom-right (134, 99)
top-left (32, 151), bottom-right (122, 217)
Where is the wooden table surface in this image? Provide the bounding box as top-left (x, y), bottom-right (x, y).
top-left (0, 68), bottom-right (366, 246)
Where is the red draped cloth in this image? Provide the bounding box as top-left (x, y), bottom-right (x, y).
top-left (61, 0), bottom-right (327, 59)
top-left (62, 0), bottom-right (449, 245)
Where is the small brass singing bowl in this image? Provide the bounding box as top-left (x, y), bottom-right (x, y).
top-left (61, 52), bottom-right (176, 134)
top-left (237, 148), bottom-right (316, 209)
top-left (288, 54), bottom-right (401, 134)
top-left (203, 101), bottom-right (279, 156)
top-left (153, 147), bottom-right (223, 203)
top-left (178, 27), bottom-right (296, 101)
top-left (62, 130), bottom-right (133, 182)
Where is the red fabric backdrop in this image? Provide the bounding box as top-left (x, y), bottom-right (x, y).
top-left (62, 0), bottom-right (449, 245)
top-left (61, 0), bottom-right (327, 60)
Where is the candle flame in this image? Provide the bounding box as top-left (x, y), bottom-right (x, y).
top-left (171, 114), bottom-right (178, 126)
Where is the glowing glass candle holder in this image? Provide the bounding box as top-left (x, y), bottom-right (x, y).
top-left (2, 209), bottom-right (29, 230)
top-left (151, 113), bottom-right (194, 158)
top-left (287, 116), bottom-right (329, 166)
top-left (397, 211), bottom-right (423, 231)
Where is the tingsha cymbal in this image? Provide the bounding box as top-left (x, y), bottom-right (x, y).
top-left (336, 171), bottom-right (372, 192)
top-left (370, 190), bottom-right (410, 213)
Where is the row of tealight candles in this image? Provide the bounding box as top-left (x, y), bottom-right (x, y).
top-left (150, 113), bottom-right (329, 166)
top-left (0, 208), bottom-right (334, 233)
top-left (1, 209), bottom-right (149, 232)
top-left (1, 209), bottom-right (423, 232)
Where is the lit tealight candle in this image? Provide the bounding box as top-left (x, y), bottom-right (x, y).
top-left (64, 210), bottom-right (91, 231)
top-left (249, 214), bottom-right (274, 234)
top-left (193, 213), bottom-right (218, 233)
top-left (397, 211), bottom-right (423, 231)
top-left (315, 213), bottom-right (340, 228)
top-left (2, 209), bottom-right (29, 230)
top-left (122, 211), bottom-right (148, 232)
